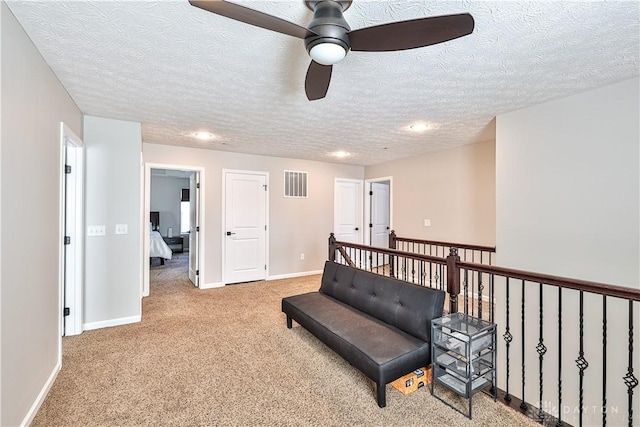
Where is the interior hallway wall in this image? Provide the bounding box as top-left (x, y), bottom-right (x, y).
top-left (143, 143), bottom-right (364, 286)
top-left (0, 3), bottom-right (83, 425)
top-left (83, 115), bottom-right (142, 330)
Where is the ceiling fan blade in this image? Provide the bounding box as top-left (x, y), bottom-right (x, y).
top-left (189, 0), bottom-right (315, 39)
top-left (305, 61), bottom-right (332, 101)
top-left (349, 13), bottom-right (474, 52)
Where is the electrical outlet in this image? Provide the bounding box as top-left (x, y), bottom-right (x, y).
top-left (115, 224), bottom-right (128, 235)
top-left (300, 253), bottom-right (305, 260)
top-left (423, 219), bottom-right (431, 227)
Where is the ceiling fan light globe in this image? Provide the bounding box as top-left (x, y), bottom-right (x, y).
top-left (309, 43), bottom-right (346, 65)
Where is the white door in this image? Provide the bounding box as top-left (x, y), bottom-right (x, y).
top-left (188, 172), bottom-right (200, 287)
top-left (370, 181), bottom-right (390, 267)
top-left (370, 181), bottom-right (390, 248)
top-left (224, 171), bottom-right (268, 284)
top-left (334, 179), bottom-right (363, 264)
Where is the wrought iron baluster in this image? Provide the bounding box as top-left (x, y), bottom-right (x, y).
top-left (489, 273), bottom-right (494, 324)
top-left (520, 279), bottom-right (528, 411)
top-left (411, 258), bottom-right (416, 284)
top-left (504, 277), bottom-right (512, 403)
top-left (402, 257), bottom-right (407, 281)
top-left (602, 295), bottom-right (607, 427)
top-left (471, 251), bottom-right (476, 317)
top-left (478, 271), bottom-right (484, 319)
top-left (576, 291), bottom-right (588, 427)
top-left (537, 282), bottom-right (547, 422)
top-left (429, 245), bottom-right (433, 287)
top-left (463, 269), bottom-right (469, 315)
top-left (557, 287), bottom-right (563, 427)
top-left (623, 300), bottom-right (638, 427)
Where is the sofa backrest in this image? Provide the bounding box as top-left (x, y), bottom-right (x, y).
top-left (319, 261), bottom-right (445, 342)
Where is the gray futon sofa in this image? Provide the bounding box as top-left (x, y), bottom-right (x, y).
top-left (282, 261), bottom-right (445, 407)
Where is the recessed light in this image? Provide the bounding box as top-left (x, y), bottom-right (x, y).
top-left (408, 123), bottom-right (431, 132)
top-left (331, 150), bottom-right (350, 158)
top-left (193, 131), bottom-right (216, 141)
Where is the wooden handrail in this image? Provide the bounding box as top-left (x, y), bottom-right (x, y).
top-left (457, 260), bottom-right (640, 301)
top-left (391, 231), bottom-right (496, 253)
top-left (333, 239), bottom-right (447, 265)
top-left (330, 235), bottom-right (639, 306)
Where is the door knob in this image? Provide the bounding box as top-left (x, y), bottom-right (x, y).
top-left (355, 227), bottom-right (359, 231)
top-left (226, 231), bottom-right (236, 236)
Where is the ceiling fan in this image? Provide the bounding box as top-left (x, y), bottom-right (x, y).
top-left (189, 0), bottom-right (474, 101)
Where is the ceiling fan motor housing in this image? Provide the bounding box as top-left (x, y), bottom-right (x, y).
top-left (304, 1), bottom-right (351, 56)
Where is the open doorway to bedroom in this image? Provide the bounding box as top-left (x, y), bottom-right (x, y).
top-left (143, 163), bottom-right (204, 298)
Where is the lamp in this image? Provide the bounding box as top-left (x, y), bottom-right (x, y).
top-left (309, 42), bottom-right (347, 65)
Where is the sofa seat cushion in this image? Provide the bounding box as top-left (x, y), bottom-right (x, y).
top-left (282, 291), bottom-right (430, 385)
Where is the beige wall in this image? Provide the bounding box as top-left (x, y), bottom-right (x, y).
top-left (365, 139), bottom-right (496, 247)
top-left (143, 143), bottom-right (364, 286)
top-left (84, 116), bottom-right (142, 328)
top-left (495, 77), bottom-right (639, 425)
top-left (0, 3), bottom-right (83, 425)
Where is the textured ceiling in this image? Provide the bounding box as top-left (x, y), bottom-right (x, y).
top-left (7, 0), bottom-right (639, 166)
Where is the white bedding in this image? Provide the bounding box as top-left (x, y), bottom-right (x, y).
top-left (150, 230), bottom-right (173, 260)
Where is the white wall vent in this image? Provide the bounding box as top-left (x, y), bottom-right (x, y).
top-left (284, 170), bottom-right (308, 198)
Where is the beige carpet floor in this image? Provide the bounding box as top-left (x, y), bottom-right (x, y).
top-left (32, 253), bottom-right (538, 426)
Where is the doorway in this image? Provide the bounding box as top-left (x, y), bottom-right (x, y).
top-left (332, 177), bottom-right (393, 267)
top-left (365, 177), bottom-right (392, 248)
top-left (222, 170), bottom-right (269, 285)
top-left (59, 122), bottom-right (84, 336)
top-left (143, 163), bottom-right (205, 297)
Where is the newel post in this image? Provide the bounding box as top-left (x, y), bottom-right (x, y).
top-left (446, 248), bottom-right (461, 314)
top-left (328, 233), bottom-right (336, 262)
top-left (389, 230), bottom-right (397, 277)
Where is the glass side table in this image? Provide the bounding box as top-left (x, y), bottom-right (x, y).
top-left (430, 313), bottom-right (497, 419)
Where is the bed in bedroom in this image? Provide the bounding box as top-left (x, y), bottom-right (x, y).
top-left (150, 211), bottom-right (172, 265)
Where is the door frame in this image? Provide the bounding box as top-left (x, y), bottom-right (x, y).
top-left (58, 122), bottom-right (84, 337)
top-left (221, 169), bottom-right (269, 285)
top-left (143, 162), bottom-right (206, 297)
top-left (364, 176), bottom-right (393, 246)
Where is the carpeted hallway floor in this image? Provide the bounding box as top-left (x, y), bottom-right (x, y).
top-left (32, 253), bottom-right (538, 426)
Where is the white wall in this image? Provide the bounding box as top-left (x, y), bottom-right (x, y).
top-left (143, 143), bottom-right (364, 286)
top-left (84, 116), bottom-right (142, 329)
top-left (150, 175), bottom-right (189, 238)
top-left (365, 139), bottom-right (496, 246)
top-left (0, 3), bottom-right (83, 425)
top-left (495, 77), bottom-right (639, 425)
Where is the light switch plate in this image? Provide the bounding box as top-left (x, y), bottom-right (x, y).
top-left (87, 225), bottom-right (106, 236)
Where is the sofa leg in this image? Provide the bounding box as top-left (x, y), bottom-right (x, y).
top-left (377, 382), bottom-right (386, 408)
top-left (286, 315), bottom-right (292, 329)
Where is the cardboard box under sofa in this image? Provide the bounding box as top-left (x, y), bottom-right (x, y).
top-left (391, 366), bottom-right (432, 395)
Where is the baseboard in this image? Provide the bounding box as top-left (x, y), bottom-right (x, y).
top-left (267, 270), bottom-right (323, 281)
top-left (200, 282), bottom-right (224, 290)
top-left (20, 359), bottom-right (61, 426)
top-left (83, 315), bottom-right (141, 331)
